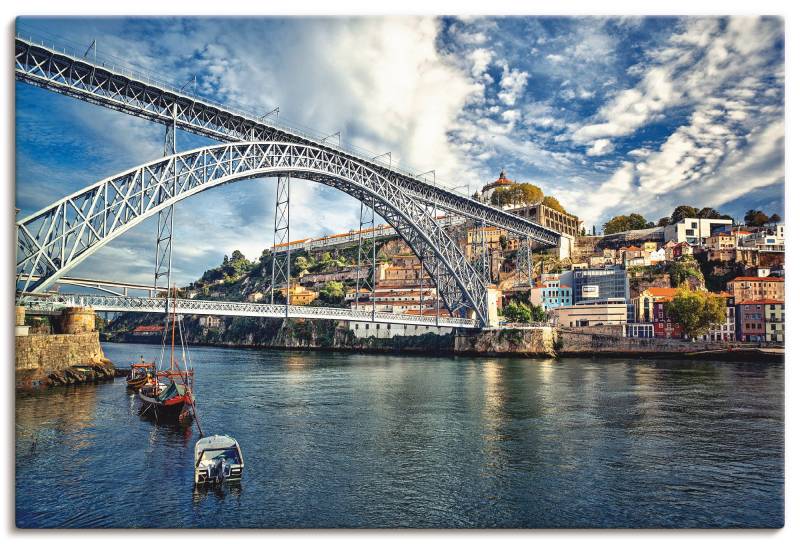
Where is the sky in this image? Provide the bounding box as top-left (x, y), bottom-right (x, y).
top-left (15, 16), bottom-right (785, 286)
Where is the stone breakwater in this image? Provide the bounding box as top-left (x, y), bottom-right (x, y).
top-left (15, 331), bottom-right (116, 390)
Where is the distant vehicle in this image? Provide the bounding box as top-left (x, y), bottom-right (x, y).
top-left (194, 435), bottom-right (244, 485)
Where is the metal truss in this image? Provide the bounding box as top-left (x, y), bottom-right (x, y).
top-left (22, 294), bottom-right (478, 328)
top-left (469, 220), bottom-right (490, 285)
top-left (270, 176), bottom-right (291, 306)
top-left (355, 197), bottom-right (376, 316)
top-left (154, 106), bottom-right (176, 292)
top-left (14, 36), bottom-right (559, 246)
top-left (516, 236), bottom-right (534, 288)
top-left (16, 142), bottom-right (491, 324)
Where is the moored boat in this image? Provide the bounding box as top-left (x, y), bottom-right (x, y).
top-left (194, 435), bottom-right (244, 485)
top-left (126, 357), bottom-right (156, 390)
top-left (137, 286), bottom-right (197, 424)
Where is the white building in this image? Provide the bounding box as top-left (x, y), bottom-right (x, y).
top-left (664, 218), bottom-right (733, 246)
top-left (349, 321), bottom-right (452, 339)
top-left (553, 298), bottom-right (628, 328)
top-left (740, 226), bottom-right (785, 252)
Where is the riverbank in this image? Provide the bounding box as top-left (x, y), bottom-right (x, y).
top-left (103, 324), bottom-right (784, 362)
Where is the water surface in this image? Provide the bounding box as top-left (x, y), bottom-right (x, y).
top-left (16, 343), bottom-right (784, 528)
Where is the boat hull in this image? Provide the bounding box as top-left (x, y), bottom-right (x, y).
top-left (126, 376), bottom-right (149, 390)
top-left (137, 390), bottom-right (191, 420)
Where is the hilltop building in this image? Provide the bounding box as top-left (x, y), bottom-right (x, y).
top-left (663, 217), bottom-right (733, 245)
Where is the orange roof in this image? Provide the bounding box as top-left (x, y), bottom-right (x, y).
top-left (645, 287), bottom-right (679, 298)
top-left (739, 299), bottom-right (784, 305)
top-left (731, 276), bottom-right (784, 282)
top-left (624, 246), bottom-right (640, 251)
top-left (133, 325), bottom-right (163, 332)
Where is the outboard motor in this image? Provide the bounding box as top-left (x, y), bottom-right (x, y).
top-left (207, 457), bottom-right (231, 485)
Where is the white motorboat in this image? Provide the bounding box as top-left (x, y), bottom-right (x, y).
top-left (194, 435), bottom-right (244, 485)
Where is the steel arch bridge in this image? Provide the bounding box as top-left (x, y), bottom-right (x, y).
top-left (18, 141), bottom-right (508, 325)
top-left (15, 35), bottom-right (562, 328)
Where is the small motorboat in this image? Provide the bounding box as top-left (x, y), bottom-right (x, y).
top-left (126, 357), bottom-right (155, 390)
top-left (194, 435), bottom-right (244, 485)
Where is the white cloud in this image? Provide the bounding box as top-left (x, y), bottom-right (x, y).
top-left (497, 64), bottom-right (529, 106)
top-left (586, 139), bottom-right (614, 157)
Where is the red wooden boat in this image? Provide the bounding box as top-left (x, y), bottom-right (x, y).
top-left (138, 287), bottom-right (196, 423)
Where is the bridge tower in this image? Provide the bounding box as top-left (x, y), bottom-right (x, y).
top-left (270, 175), bottom-right (291, 313)
top-left (154, 104), bottom-right (177, 301)
top-left (355, 196), bottom-right (377, 318)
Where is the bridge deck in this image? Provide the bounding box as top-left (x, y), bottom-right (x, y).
top-left (14, 35), bottom-right (559, 245)
top-left (22, 294), bottom-right (479, 329)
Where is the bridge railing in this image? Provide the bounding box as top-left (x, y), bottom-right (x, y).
top-left (14, 30), bottom-right (470, 196)
top-left (22, 293), bottom-right (478, 328)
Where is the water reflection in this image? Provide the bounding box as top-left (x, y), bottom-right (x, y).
top-left (16, 345), bottom-right (784, 529)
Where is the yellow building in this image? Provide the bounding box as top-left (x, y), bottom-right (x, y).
top-left (764, 301), bottom-right (785, 342)
top-left (642, 241), bottom-right (658, 253)
top-left (280, 283), bottom-right (318, 305)
top-left (465, 225), bottom-right (504, 260)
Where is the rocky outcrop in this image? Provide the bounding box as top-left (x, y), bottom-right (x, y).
top-left (454, 327), bottom-right (556, 357)
top-left (43, 360), bottom-right (117, 387)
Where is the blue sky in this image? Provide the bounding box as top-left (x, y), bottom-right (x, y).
top-left (16, 16), bottom-right (785, 286)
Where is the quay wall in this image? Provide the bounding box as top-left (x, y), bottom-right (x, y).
top-left (16, 306), bottom-right (115, 389)
top-left (556, 328), bottom-right (783, 359)
top-left (16, 331), bottom-right (105, 372)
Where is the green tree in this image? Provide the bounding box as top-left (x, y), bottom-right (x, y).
top-left (517, 183), bottom-right (544, 204)
top-left (295, 255), bottom-right (310, 272)
top-left (697, 207), bottom-right (722, 219)
top-left (744, 209), bottom-right (770, 227)
top-left (666, 289), bottom-right (727, 339)
top-left (503, 300), bottom-right (532, 323)
top-left (542, 195), bottom-right (566, 214)
top-left (768, 213), bottom-right (782, 224)
top-left (319, 281), bottom-right (345, 304)
top-left (670, 205), bottom-right (698, 224)
top-left (667, 256), bottom-right (705, 288)
top-left (603, 213), bottom-right (648, 234)
top-left (530, 304), bottom-right (547, 322)
top-left (657, 216), bottom-right (671, 227)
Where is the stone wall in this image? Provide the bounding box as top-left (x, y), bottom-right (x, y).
top-left (557, 328), bottom-right (751, 355)
top-left (454, 327), bottom-right (556, 357)
top-left (16, 332), bottom-right (107, 388)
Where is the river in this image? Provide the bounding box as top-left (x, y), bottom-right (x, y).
top-left (15, 342), bottom-right (784, 528)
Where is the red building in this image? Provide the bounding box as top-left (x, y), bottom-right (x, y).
top-left (132, 325), bottom-right (164, 337)
top-left (736, 300), bottom-right (767, 342)
top-left (652, 299), bottom-right (684, 339)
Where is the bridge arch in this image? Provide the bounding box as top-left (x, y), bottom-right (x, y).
top-left (17, 142), bottom-right (491, 323)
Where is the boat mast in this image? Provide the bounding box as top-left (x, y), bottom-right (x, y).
top-left (169, 285), bottom-right (177, 372)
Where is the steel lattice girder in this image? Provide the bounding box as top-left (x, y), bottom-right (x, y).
top-left (14, 36), bottom-right (560, 246)
top-left (16, 142), bottom-right (491, 324)
top-left (22, 294), bottom-right (478, 328)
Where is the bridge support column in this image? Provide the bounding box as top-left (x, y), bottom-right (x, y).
top-left (355, 196), bottom-right (376, 319)
top-left (154, 104), bottom-right (177, 299)
top-left (485, 286), bottom-right (500, 328)
top-left (270, 175), bottom-right (291, 310)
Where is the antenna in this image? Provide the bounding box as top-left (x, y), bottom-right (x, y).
top-left (321, 131), bottom-right (340, 146)
top-left (258, 106), bottom-right (279, 120)
top-left (83, 39), bottom-right (96, 62)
